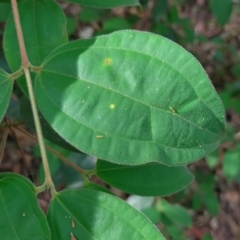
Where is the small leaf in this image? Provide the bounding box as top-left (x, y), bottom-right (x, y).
top-left (65, 0), bottom-right (140, 9)
top-left (0, 173), bottom-right (50, 239)
top-left (204, 191), bottom-right (219, 216)
top-left (158, 199), bottom-right (192, 228)
top-left (210, 0), bottom-right (232, 26)
top-left (47, 189), bottom-right (164, 239)
top-left (205, 149), bottom-right (219, 169)
top-left (141, 207), bottom-right (160, 224)
top-left (0, 69), bottom-right (13, 122)
top-left (79, 8), bottom-right (100, 23)
top-left (35, 30), bottom-right (225, 166)
top-left (96, 160), bottom-right (194, 196)
top-left (222, 146), bottom-right (240, 179)
top-left (152, 0), bottom-right (168, 22)
top-left (3, 0), bottom-right (68, 95)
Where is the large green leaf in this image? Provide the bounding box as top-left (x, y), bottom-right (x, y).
top-left (0, 173), bottom-right (50, 239)
top-left (47, 189), bottom-right (164, 239)
top-left (210, 0), bottom-right (232, 26)
top-left (65, 0), bottom-right (140, 9)
top-left (35, 30), bottom-right (225, 166)
top-left (0, 69), bottom-right (13, 122)
top-left (3, 0), bottom-right (68, 95)
top-left (96, 160), bottom-right (194, 196)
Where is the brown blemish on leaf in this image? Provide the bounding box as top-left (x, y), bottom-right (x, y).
top-left (105, 58), bottom-right (112, 65)
top-left (169, 106), bottom-right (176, 113)
top-left (96, 135), bottom-right (104, 139)
top-left (71, 232), bottom-right (77, 240)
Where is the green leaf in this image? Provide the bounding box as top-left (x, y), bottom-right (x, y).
top-left (67, 17), bottom-right (77, 36)
top-left (35, 30), bottom-right (225, 166)
top-left (0, 69), bottom-right (13, 122)
top-left (204, 191), bottom-right (219, 215)
top-left (96, 160), bottom-right (193, 196)
top-left (202, 233), bottom-right (213, 240)
top-left (47, 189), bottom-right (164, 239)
top-left (0, 173), bottom-right (50, 239)
top-left (158, 199), bottom-right (192, 228)
top-left (223, 146), bottom-right (240, 180)
top-left (0, 3), bottom-right (11, 22)
top-left (205, 149), bottom-right (219, 169)
top-left (82, 182), bottom-right (113, 195)
top-left (0, 0), bottom-right (21, 2)
top-left (152, 0), bottom-right (168, 22)
top-left (103, 18), bottom-right (131, 31)
top-left (79, 8), bottom-right (101, 23)
top-left (65, 0), bottom-right (140, 9)
top-left (210, 0), bottom-right (232, 26)
top-left (3, 0), bottom-right (68, 95)
top-left (141, 207), bottom-right (160, 224)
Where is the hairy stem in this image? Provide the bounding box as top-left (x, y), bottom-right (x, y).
top-left (11, 0), bottom-right (28, 67)
top-left (11, 0), bottom-right (56, 195)
top-left (23, 68), bottom-right (56, 194)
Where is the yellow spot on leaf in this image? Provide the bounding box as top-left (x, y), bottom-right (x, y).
top-left (110, 104), bottom-right (115, 109)
top-left (72, 219), bottom-right (75, 228)
top-left (169, 106), bottom-right (176, 113)
top-left (96, 135), bottom-right (104, 139)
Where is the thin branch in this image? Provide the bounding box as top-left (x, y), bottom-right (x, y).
top-left (0, 126), bottom-right (9, 165)
top-left (15, 125), bottom-right (86, 175)
top-left (24, 67), bottom-right (56, 195)
top-left (6, 117), bottom-right (31, 173)
top-left (11, 0), bottom-right (28, 66)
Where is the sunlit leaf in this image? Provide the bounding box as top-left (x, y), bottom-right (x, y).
top-left (35, 30), bottom-right (225, 166)
top-left (47, 189), bottom-right (164, 239)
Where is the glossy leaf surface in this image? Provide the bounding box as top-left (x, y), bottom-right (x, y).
top-left (3, 0), bottom-right (68, 95)
top-left (47, 189), bottom-right (164, 239)
top-left (36, 30), bottom-right (225, 166)
top-left (0, 173), bottom-right (50, 239)
top-left (96, 160), bottom-right (194, 196)
top-left (65, 0), bottom-right (140, 9)
top-left (0, 69), bottom-right (13, 122)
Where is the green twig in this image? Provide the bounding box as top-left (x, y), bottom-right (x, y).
top-left (15, 125), bottom-right (86, 175)
top-left (11, 0), bottom-right (56, 195)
